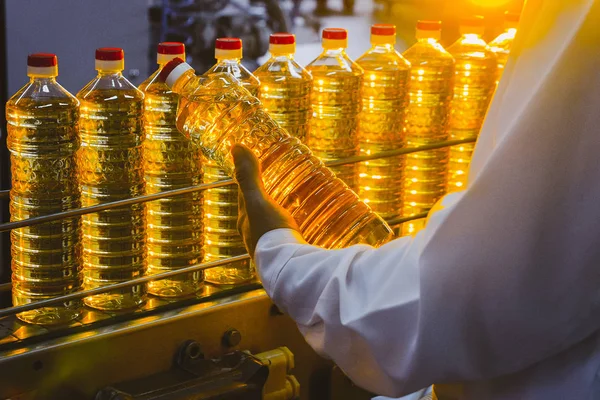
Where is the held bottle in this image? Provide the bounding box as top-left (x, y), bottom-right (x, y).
top-left (254, 33), bottom-right (312, 143)
top-left (489, 12), bottom-right (520, 84)
top-left (160, 59), bottom-right (393, 249)
top-left (306, 28), bottom-right (363, 191)
top-left (7, 54), bottom-right (83, 324)
top-left (77, 48), bottom-right (147, 310)
top-left (356, 24), bottom-right (410, 220)
top-left (401, 21), bottom-right (455, 235)
top-left (140, 42), bottom-right (204, 297)
top-left (203, 38), bottom-right (259, 286)
top-left (446, 17), bottom-right (497, 192)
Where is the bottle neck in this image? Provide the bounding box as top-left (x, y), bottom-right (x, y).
top-left (28, 76), bottom-right (57, 83)
top-left (322, 47), bottom-right (347, 55)
top-left (371, 43), bottom-right (395, 51)
top-left (417, 37), bottom-right (439, 45)
top-left (216, 57), bottom-right (241, 64)
top-left (270, 52), bottom-right (294, 59)
top-left (97, 69), bottom-right (124, 77)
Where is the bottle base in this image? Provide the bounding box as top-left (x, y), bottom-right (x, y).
top-left (148, 276), bottom-right (203, 298)
top-left (204, 260), bottom-right (256, 287)
top-left (16, 306), bottom-right (81, 326)
top-left (84, 290), bottom-right (147, 311)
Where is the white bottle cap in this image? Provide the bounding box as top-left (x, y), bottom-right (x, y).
top-left (159, 58), bottom-right (193, 88)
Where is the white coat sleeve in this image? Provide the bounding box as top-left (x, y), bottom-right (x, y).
top-left (255, 0), bottom-right (600, 397)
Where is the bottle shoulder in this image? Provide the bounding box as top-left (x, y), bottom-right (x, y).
top-left (448, 38), bottom-right (497, 61)
top-left (254, 56), bottom-right (312, 81)
top-left (77, 73), bottom-right (144, 102)
top-left (207, 61), bottom-right (261, 87)
top-left (403, 41), bottom-right (455, 66)
top-left (356, 47), bottom-right (411, 71)
top-left (7, 79), bottom-right (79, 108)
top-left (139, 68), bottom-right (172, 95)
top-left (306, 51), bottom-right (364, 76)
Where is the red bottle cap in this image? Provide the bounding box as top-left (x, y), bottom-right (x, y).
top-left (322, 28), bottom-right (347, 40)
top-left (460, 16), bottom-right (484, 27)
top-left (158, 42), bottom-right (185, 55)
top-left (416, 20), bottom-right (442, 31)
top-left (505, 12), bottom-right (520, 23)
top-left (371, 24), bottom-right (396, 36)
top-left (270, 33), bottom-right (295, 45)
top-left (27, 53), bottom-right (57, 67)
top-left (95, 47), bottom-right (124, 61)
top-left (158, 57), bottom-right (185, 82)
top-left (216, 38), bottom-right (242, 50)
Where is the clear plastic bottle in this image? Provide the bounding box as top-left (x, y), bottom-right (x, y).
top-left (356, 24), bottom-right (410, 221)
top-left (401, 21), bottom-right (455, 235)
top-left (446, 17), bottom-right (497, 193)
top-left (306, 28), bottom-right (363, 191)
top-left (77, 48), bottom-right (147, 310)
top-left (254, 33), bottom-right (312, 143)
top-left (203, 38), bottom-right (259, 286)
top-left (140, 42), bottom-right (203, 297)
top-left (489, 12), bottom-right (519, 84)
top-left (160, 59), bottom-right (393, 249)
top-left (6, 54), bottom-right (82, 325)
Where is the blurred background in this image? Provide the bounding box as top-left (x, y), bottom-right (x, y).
top-left (0, 0), bottom-right (523, 304)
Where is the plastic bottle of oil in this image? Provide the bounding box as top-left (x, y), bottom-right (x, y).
top-left (254, 33), bottom-right (312, 143)
top-left (6, 54), bottom-right (83, 325)
top-left (446, 17), bottom-right (497, 193)
top-left (489, 12), bottom-right (519, 84)
top-left (203, 38), bottom-right (259, 286)
top-left (356, 24), bottom-right (410, 221)
top-left (401, 21), bottom-right (455, 235)
top-left (140, 42), bottom-right (204, 297)
top-left (77, 48), bottom-right (147, 310)
top-left (306, 28), bottom-right (363, 191)
top-left (160, 59), bottom-right (393, 249)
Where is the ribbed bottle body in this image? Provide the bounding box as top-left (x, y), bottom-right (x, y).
top-left (77, 76), bottom-right (147, 310)
top-left (172, 71), bottom-right (393, 250)
top-left (202, 60), bottom-right (259, 286)
top-left (357, 46), bottom-right (410, 220)
top-left (402, 39), bottom-right (455, 235)
top-left (307, 55), bottom-right (363, 191)
top-left (255, 55), bottom-right (312, 143)
top-left (140, 70), bottom-right (204, 297)
top-left (7, 83), bottom-right (83, 325)
top-left (447, 35), bottom-right (497, 192)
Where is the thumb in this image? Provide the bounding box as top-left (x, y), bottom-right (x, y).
top-left (231, 144), bottom-right (263, 194)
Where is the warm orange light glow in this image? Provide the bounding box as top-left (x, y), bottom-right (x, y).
top-left (468, 0), bottom-right (512, 7)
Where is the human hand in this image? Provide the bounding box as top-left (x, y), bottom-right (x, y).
top-left (232, 144), bottom-right (299, 258)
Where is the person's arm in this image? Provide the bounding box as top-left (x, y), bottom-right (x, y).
top-left (236, 0), bottom-right (600, 396)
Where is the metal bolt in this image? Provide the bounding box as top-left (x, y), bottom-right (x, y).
top-left (222, 329), bottom-right (242, 347)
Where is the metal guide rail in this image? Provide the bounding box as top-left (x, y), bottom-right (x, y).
top-left (0, 138), bottom-right (475, 349)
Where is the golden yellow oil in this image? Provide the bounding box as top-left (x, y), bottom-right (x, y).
top-left (77, 71), bottom-right (147, 310)
top-left (254, 45), bottom-right (312, 142)
top-left (7, 79), bottom-right (83, 325)
top-left (140, 66), bottom-right (204, 298)
top-left (356, 37), bottom-right (410, 220)
top-left (401, 33), bottom-right (455, 235)
top-left (306, 46), bottom-right (363, 191)
top-left (446, 33), bottom-right (497, 193)
top-left (202, 50), bottom-right (259, 286)
top-left (171, 69), bottom-right (393, 249)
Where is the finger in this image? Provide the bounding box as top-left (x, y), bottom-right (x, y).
top-left (231, 144), bottom-right (263, 194)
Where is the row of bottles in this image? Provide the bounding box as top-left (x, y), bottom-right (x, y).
top-left (6, 14), bottom-right (518, 324)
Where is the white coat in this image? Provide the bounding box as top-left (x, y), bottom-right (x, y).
top-left (254, 0), bottom-right (600, 398)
